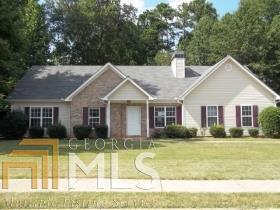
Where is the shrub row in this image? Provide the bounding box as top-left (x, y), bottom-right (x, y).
top-left (210, 125), bottom-right (259, 138)
top-left (152, 125), bottom-right (198, 139)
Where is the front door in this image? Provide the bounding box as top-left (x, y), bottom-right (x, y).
top-left (126, 106), bottom-right (141, 136)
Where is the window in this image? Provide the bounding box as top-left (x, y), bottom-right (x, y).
top-left (207, 106), bottom-right (218, 127)
top-left (31, 107), bottom-right (41, 127)
top-left (154, 106), bottom-right (176, 128)
top-left (42, 107), bottom-right (53, 128)
top-left (241, 105), bottom-right (252, 127)
top-left (88, 108), bottom-right (100, 127)
top-left (30, 107), bottom-right (53, 128)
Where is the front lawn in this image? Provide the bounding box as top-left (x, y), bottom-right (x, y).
top-left (1, 192), bottom-right (280, 209)
top-left (0, 138), bottom-right (280, 180)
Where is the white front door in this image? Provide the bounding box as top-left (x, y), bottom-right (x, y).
top-left (127, 106), bottom-right (141, 136)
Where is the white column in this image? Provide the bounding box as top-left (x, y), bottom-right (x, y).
top-left (146, 100), bottom-right (149, 138)
top-left (106, 100), bottom-right (111, 138)
top-left (181, 102), bottom-right (185, 126)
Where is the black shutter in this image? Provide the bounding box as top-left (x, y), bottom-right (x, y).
top-left (53, 107), bottom-right (59, 124)
top-left (201, 106), bottom-right (206, 128)
top-left (24, 107), bottom-right (30, 127)
top-left (83, 107), bottom-right (88, 126)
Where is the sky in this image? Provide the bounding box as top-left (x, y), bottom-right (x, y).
top-left (121, 0), bottom-right (240, 17)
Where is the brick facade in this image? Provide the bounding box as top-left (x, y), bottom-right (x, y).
top-left (70, 69), bottom-right (123, 136)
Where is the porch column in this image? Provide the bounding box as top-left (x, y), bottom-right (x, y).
top-left (146, 100), bottom-right (149, 138)
top-left (106, 100), bottom-right (111, 138)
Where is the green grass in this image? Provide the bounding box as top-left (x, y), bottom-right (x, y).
top-left (1, 192), bottom-right (280, 209)
top-left (0, 137), bottom-right (280, 180)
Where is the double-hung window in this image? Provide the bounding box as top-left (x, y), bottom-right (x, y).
top-left (207, 106), bottom-right (218, 127)
top-left (30, 107), bottom-right (53, 128)
top-left (241, 105), bottom-right (252, 127)
top-left (154, 106), bottom-right (176, 128)
top-left (88, 108), bottom-right (100, 127)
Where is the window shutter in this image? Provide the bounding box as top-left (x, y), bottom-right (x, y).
top-left (218, 106), bottom-right (224, 125)
top-left (53, 107), bottom-right (59, 124)
top-left (176, 106), bottom-right (182, 125)
top-left (83, 107), bottom-right (88, 126)
top-left (24, 107), bottom-right (30, 127)
top-left (253, 105), bottom-right (259, 128)
top-left (201, 106), bottom-right (206, 128)
top-left (236, 106), bottom-right (241, 127)
top-left (149, 107), bottom-right (154, 128)
top-left (100, 107), bottom-right (106, 125)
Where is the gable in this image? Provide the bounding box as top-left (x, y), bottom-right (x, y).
top-left (184, 59), bottom-right (276, 105)
top-left (180, 56), bottom-right (279, 100)
top-left (65, 63), bottom-right (125, 101)
top-left (72, 67), bottom-right (123, 102)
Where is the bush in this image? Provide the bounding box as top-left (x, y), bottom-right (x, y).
top-left (0, 111), bottom-right (28, 139)
top-left (73, 125), bottom-right (92, 139)
top-left (151, 129), bottom-right (165, 139)
top-left (248, 128), bottom-right (259, 138)
top-left (164, 124), bottom-right (189, 138)
top-left (259, 106), bottom-right (280, 138)
top-left (188, 128), bottom-right (198, 138)
top-left (229, 127), bottom-right (244, 138)
top-left (95, 125), bottom-right (108, 138)
top-left (29, 127), bottom-right (44, 138)
top-left (47, 124), bottom-right (66, 139)
top-left (210, 125), bottom-right (226, 138)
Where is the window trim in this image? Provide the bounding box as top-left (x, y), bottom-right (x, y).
top-left (154, 106), bottom-right (177, 128)
top-left (88, 107), bottom-right (100, 128)
top-left (29, 106), bottom-right (54, 128)
top-left (241, 105), bottom-right (253, 127)
top-left (206, 105), bottom-right (219, 128)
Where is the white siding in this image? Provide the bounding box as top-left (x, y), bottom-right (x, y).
top-left (11, 102), bottom-right (71, 136)
top-left (171, 58), bottom-right (185, 78)
top-left (183, 60), bottom-right (276, 135)
top-left (109, 81), bottom-right (148, 100)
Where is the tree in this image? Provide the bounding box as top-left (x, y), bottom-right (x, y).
top-left (153, 51), bottom-right (172, 65)
top-left (46, 0), bottom-right (143, 65)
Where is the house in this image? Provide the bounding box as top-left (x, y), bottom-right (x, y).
top-left (8, 52), bottom-right (280, 138)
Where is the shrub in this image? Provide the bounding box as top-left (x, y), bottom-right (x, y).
top-left (47, 124), bottom-right (66, 139)
top-left (95, 125), bottom-right (108, 139)
top-left (29, 127), bottom-right (44, 138)
top-left (73, 125), bottom-right (92, 139)
top-left (210, 125), bottom-right (226, 138)
top-left (151, 129), bottom-right (165, 139)
top-left (164, 124), bottom-right (189, 138)
top-left (229, 127), bottom-right (244, 138)
top-left (188, 128), bottom-right (198, 138)
top-left (0, 111), bottom-right (28, 139)
top-left (248, 128), bottom-right (259, 138)
top-left (259, 106), bottom-right (280, 138)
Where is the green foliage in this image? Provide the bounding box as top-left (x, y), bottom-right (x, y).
top-left (259, 106), bottom-right (280, 138)
top-left (153, 51), bottom-right (172, 65)
top-left (73, 125), bottom-right (92, 140)
top-left (248, 128), bottom-right (259, 138)
top-left (94, 125), bottom-right (108, 139)
top-left (0, 111), bottom-right (28, 139)
top-left (47, 124), bottom-right (66, 139)
top-left (229, 127), bottom-right (244, 138)
top-left (188, 128), bottom-right (198, 138)
top-left (29, 127), bottom-right (44, 138)
top-left (164, 124), bottom-right (190, 138)
top-left (151, 129), bottom-right (165, 139)
top-left (210, 125), bottom-right (226, 138)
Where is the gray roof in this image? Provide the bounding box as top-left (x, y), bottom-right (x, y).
top-left (8, 65), bottom-right (211, 100)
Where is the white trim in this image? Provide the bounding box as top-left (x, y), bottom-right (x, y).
top-left (107, 101), bottom-right (111, 137)
top-left (65, 63), bottom-right (126, 101)
top-left (206, 105), bottom-right (219, 128)
top-left (179, 56), bottom-right (280, 99)
top-left (146, 100), bottom-right (149, 138)
top-left (154, 106), bottom-right (177, 128)
top-left (29, 106), bottom-right (54, 128)
top-left (88, 107), bottom-right (100, 128)
top-left (102, 77), bottom-right (154, 100)
top-left (241, 105), bottom-right (253, 128)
